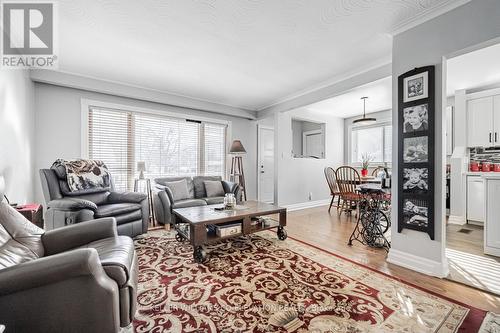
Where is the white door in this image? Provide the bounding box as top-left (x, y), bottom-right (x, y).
top-left (467, 176), bottom-right (485, 223)
top-left (467, 97), bottom-right (494, 147)
top-left (485, 179), bottom-right (500, 255)
top-left (493, 95), bottom-right (500, 145)
top-left (258, 126), bottom-right (274, 203)
top-left (303, 131), bottom-right (324, 158)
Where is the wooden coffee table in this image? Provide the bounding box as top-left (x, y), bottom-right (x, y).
top-left (172, 200), bottom-right (287, 263)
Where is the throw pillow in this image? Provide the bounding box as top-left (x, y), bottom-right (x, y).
top-left (164, 179), bottom-right (190, 202)
top-left (204, 180), bottom-right (225, 197)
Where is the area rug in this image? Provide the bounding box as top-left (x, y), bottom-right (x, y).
top-left (133, 230), bottom-right (487, 332)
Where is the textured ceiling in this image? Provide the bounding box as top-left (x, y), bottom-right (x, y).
top-left (57, 0), bottom-right (462, 110)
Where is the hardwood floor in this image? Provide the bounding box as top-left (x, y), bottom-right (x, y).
top-left (446, 223), bottom-right (500, 295)
top-left (283, 205), bottom-right (500, 313)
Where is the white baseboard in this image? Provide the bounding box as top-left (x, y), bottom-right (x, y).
top-left (387, 249), bottom-right (449, 278)
top-left (447, 215), bottom-right (466, 225)
top-left (283, 199), bottom-right (330, 212)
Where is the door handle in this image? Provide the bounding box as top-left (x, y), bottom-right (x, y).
top-left (496, 132), bottom-right (498, 143)
top-left (260, 171), bottom-right (265, 174)
top-left (490, 132), bottom-right (492, 143)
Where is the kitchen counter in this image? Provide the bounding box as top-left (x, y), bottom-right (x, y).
top-left (464, 171), bottom-right (500, 176)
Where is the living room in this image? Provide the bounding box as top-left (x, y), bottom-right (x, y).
top-left (1, 1), bottom-right (500, 332)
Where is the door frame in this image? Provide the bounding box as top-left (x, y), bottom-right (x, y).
top-left (302, 129), bottom-right (323, 158)
top-left (257, 125), bottom-right (275, 203)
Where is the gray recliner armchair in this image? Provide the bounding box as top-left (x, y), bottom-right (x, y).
top-left (0, 176), bottom-right (137, 333)
top-left (40, 164), bottom-right (149, 238)
top-left (153, 175), bottom-right (241, 225)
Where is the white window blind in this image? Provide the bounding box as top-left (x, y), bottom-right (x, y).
top-left (203, 123), bottom-right (226, 176)
top-left (88, 107), bottom-right (227, 191)
top-left (88, 108), bottom-right (132, 190)
top-left (351, 123), bottom-right (392, 164)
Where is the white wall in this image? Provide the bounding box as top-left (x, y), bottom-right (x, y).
top-left (388, 0), bottom-right (500, 277)
top-left (34, 83), bottom-right (257, 204)
top-left (276, 108), bottom-right (344, 206)
top-left (0, 69), bottom-right (35, 203)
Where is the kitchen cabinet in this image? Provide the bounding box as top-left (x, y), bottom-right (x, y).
top-left (467, 97), bottom-right (493, 147)
top-left (466, 94), bottom-right (500, 147)
top-left (494, 95), bottom-right (500, 145)
top-left (467, 175), bottom-right (484, 223)
top-left (484, 178), bottom-right (500, 256)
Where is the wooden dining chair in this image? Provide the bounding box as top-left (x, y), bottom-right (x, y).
top-left (324, 167), bottom-right (341, 213)
top-left (372, 166), bottom-right (388, 177)
top-left (335, 166), bottom-right (362, 216)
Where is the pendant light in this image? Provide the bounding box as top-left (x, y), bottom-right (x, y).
top-left (353, 96), bottom-right (377, 125)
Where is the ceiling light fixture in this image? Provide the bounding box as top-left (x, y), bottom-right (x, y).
top-left (352, 96), bottom-right (377, 125)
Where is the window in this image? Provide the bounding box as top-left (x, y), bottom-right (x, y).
top-left (351, 123), bottom-right (392, 164)
top-left (88, 107), bottom-right (227, 191)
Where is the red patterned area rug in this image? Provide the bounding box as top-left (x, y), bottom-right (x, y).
top-left (133, 231), bottom-right (487, 332)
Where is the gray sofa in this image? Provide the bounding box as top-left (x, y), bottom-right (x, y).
top-left (153, 176), bottom-right (241, 225)
top-left (40, 165), bottom-right (149, 238)
top-left (0, 176), bottom-right (137, 332)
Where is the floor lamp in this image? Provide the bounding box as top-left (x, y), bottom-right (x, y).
top-left (229, 140), bottom-right (247, 201)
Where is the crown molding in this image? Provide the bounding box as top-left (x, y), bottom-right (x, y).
top-left (30, 69), bottom-right (257, 120)
top-left (390, 0), bottom-right (471, 36)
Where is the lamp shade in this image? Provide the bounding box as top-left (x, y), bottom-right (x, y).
top-left (137, 161), bottom-right (146, 172)
top-left (229, 140), bottom-right (246, 154)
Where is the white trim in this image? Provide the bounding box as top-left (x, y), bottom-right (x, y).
top-left (447, 215), bottom-right (466, 225)
top-left (283, 199), bottom-right (330, 212)
top-left (81, 99), bottom-right (231, 126)
top-left (257, 124), bottom-right (275, 203)
top-left (390, 0), bottom-right (471, 36)
top-left (302, 129), bottom-right (323, 158)
top-left (387, 249), bottom-right (450, 278)
top-left (466, 87), bottom-right (500, 101)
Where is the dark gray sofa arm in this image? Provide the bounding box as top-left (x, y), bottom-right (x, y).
top-left (0, 248), bottom-right (110, 296)
top-left (152, 186), bottom-right (173, 225)
top-left (47, 198), bottom-right (98, 211)
top-left (222, 181), bottom-right (242, 203)
top-left (107, 191), bottom-right (147, 204)
top-left (43, 218), bottom-right (117, 255)
top-left (0, 249), bottom-right (120, 332)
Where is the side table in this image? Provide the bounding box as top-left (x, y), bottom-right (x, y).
top-left (16, 204), bottom-right (44, 229)
top-left (134, 178), bottom-right (157, 228)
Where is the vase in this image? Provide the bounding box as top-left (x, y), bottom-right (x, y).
top-left (361, 169), bottom-right (368, 177)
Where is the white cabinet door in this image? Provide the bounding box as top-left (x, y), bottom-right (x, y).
top-left (467, 176), bottom-right (484, 222)
top-left (467, 97), bottom-right (494, 147)
top-left (485, 179), bottom-right (500, 256)
top-left (494, 95), bottom-right (500, 145)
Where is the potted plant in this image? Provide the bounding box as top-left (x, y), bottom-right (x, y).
top-left (361, 153), bottom-right (373, 177)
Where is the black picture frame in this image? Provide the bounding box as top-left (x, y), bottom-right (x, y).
top-left (398, 66), bottom-right (435, 240)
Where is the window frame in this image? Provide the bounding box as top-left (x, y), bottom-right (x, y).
top-left (81, 99), bottom-right (231, 188)
top-left (348, 119), bottom-right (392, 167)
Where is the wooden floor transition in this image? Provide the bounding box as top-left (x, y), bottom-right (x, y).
top-left (283, 205), bottom-right (500, 313)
